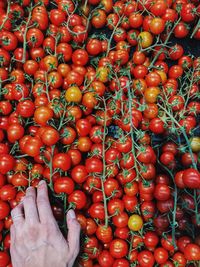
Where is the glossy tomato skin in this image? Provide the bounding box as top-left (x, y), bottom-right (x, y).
top-left (128, 214), bottom-right (143, 231)
top-left (109, 239), bottom-right (128, 259)
top-left (144, 231), bottom-right (159, 249)
top-left (141, 201), bottom-right (155, 221)
top-left (0, 251), bottom-right (10, 266)
top-left (112, 212), bottom-right (129, 228)
top-left (84, 236), bottom-right (100, 259)
top-left (182, 168), bottom-right (200, 189)
top-left (161, 235), bottom-right (176, 252)
top-left (98, 250), bottom-right (114, 267)
top-left (123, 195), bottom-right (138, 212)
top-left (0, 154), bottom-right (15, 174)
top-left (92, 191), bottom-right (103, 203)
top-left (138, 250), bottom-right (155, 267)
top-left (85, 157), bottom-right (103, 173)
top-left (154, 215), bottom-right (169, 231)
top-left (181, 3), bottom-right (196, 23)
top-left (137, 146), bottom-right (156, 164)
top-left (0, 200), bottom-right (10, 220)
top-left (16, 100), bottom-right (35, 118)
top-left (104, 178), bottom-right (119, 197)
top-left (124, 182), bottom-right (138, 196)
top-left (113, 258), bottom-right (130, 267)
top-left (0, 185), bottom-right (16, 201)
top-left (154, 247), bottom-right (169, 264)
top-left (140, 163), bottom-right (156, 180)
top-left (154, 184), bottom-right (171, 201)
top-left (39, 126), bottom-right (59, 146)
top-left (184, 243), bottom-right (200, 261)
top-left (60, 126), bottom-right (76, 145)
top-left (177, 236), bottom-right (192, 253)
top-left (54, 177), bottom-right (74, 195)
top-left (149, 118), bottom-right (165, 134)
top-left (89, 202), bottom-right (105, 220)
top-left (96, 225), bottom-right (113, 244)
top-left (52, 153), bottom-right (71, 171)
top-left (68, 190), bottom-right (87, 210)
top-left (172, 252), bottom-right (187, 267)
top-left (107, 198), bottom-right (124, 215)
top-left (71, 165), bottom-right (88, 184)
top-left (114, 227), bottom-right (129, 240)
top-left (85, 218), bottom-right (97, 236)
top-left (68, 149), bottom-right (82, 166)
top-left (175, 170), bottom-right (185, 188)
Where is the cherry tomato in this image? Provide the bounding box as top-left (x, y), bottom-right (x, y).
top-left (0, 154), bottom-right (15, 174)
top-left (182, 168), bottom-right (200, 189)
top-left (138, 250), bottom-right (155, 267)
top-left (184, 243), bottom-right (200, 261)
top-left (54, 177), bottom-right (74, 195)
top-left (128, 214), bottom-right (143, 231)
top-left (109, 239), bottom-right (128, 259)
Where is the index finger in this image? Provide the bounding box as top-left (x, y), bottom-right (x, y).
top-left (36, 180), bottom-right (55, 224)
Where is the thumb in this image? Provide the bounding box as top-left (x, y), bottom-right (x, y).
top-left (66, 209), bottom-right (81, 267)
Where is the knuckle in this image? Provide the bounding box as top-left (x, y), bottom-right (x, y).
top-left (26, 224), bottom-right (37, 233)
top-left (41, 222), bottom-right (54, 231)
top-left (23, 195), bottom-right (35, 205)
top-left (25, 225), bottom-right (39, 239)
top-left (24, 195), bottom-right (35, 203)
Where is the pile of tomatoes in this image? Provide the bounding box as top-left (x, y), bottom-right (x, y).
top-left (0, 0), bottom-right (200, 266)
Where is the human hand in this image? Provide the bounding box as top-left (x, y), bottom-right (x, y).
top-left (10, 180), bottom-right (80, 267)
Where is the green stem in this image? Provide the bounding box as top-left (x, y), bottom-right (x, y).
top-left (101, 97), bottom-right (109, 228)
top-left (127, 74), bottom-right (142, 180)
top-left (0, 1), bottom-right (11, 31)
top-left (190, 18), bottom-right (200, 39)
top-left (106, 15), bottom-right (124, 56)
top-left (21, 4), bottom-right (35, 63)
top-left (148, 17), bottom-right (182, 69)
top-left (49, 145), bottom-right (55, 190)
top-left (157, 103), bottom-right (197, 170)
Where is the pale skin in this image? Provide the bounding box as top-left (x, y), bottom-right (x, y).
top-left (10, 180), bottom-right (81, 267)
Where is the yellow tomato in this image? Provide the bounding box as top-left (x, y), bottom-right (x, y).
top-left (138, 31), bottom-right (153, 48)
top-left (144, 86), bottom-right (160, 103)
top-left (128, 214), bottom-right (143, 231)
top-left (155, 70), bottom-right (167, 84)
top-left (65, 86), bottom-right (82, 103)
top-left (96, 67), bottom-right (109, 83)
top-left (190, 137), bottom-right (200, 152)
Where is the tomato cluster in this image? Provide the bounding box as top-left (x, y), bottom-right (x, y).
top-left (0, 0), bottom-right (199, 266)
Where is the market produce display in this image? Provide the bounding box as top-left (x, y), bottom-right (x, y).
top-left (0, 0), bottom-right (200, 266)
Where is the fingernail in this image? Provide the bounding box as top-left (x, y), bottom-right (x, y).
top-left (68, 209), bottom-right (76, 219)
top-left (38, 180), bottom-right (45, 187)
top-left (26, 186), bottom-right (33, 192)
